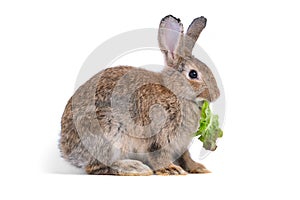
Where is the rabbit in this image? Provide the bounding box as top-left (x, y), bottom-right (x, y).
top-left (59, 15), bottom-right (220, 175)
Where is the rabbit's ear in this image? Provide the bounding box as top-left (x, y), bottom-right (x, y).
top-left (184, 16), bottom-right (207, 56)
top-left (158, 15), bottom-right (184, 68)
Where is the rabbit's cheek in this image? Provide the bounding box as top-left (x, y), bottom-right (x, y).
top-left (197, 88), bottom-right (211, 102)
top-left (188, 80), bottom-right (206, 95)
top-left (188, 80), bottom-right (200, 91)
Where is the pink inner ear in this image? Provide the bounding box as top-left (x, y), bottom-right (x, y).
top-left (164, 22), bottom-right (181, 53)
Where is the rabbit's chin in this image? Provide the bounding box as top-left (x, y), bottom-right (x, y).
top-left (195, 98), bottom-right (205, 108)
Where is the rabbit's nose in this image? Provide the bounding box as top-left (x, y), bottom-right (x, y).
top-left (209, 87), bottom-right (220, 102)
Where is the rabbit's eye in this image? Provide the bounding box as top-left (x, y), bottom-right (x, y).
top-left (189, 70), bottom-right (198, 79)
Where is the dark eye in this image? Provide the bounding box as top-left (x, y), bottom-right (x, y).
top-left (189, 70), bottom-right (198, 79)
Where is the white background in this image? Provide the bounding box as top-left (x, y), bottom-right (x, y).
top-left (1, 0), bottom-right (300, 199)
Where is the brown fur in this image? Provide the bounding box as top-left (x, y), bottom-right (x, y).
top-left (59, 15), bottom-right (220, 175)
top-left (60, 98), bottom-right (80, 159)
top-left (129, 83), bottom-right (181, 126)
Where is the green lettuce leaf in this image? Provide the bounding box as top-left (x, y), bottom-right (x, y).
top-left (195, 100), bottom-right (223, 151)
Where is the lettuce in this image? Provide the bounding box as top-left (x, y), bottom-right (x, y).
top-left (195, 100), bottom-right (223, 151)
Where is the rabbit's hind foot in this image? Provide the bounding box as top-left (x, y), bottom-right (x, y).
top-left (85, 159), bottom-right (153, 176)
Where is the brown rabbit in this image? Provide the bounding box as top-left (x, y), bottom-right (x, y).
top-left (59, 15), bottom-right (220, 175)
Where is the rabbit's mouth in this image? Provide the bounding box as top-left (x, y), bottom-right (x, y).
top-left (196, 100), bottom-right (204, 108)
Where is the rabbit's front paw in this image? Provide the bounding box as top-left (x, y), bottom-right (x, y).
top-left (188, 162), bottom-right (211, 174)
top-left (176, 151), bottom-right (211, 174)
top-left (155, 164), bottom-right (188, 175)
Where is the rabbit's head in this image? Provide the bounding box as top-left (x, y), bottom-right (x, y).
top-left (159, 15), bottom-right (220, 103)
